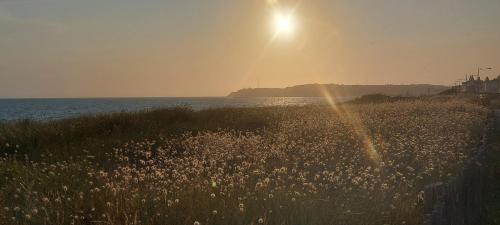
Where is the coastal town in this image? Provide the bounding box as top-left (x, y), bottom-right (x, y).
top-left (458, 68), bottom-right (500, 93)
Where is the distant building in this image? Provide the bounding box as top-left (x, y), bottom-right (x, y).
top-left (461, 75), bottom-right (500, 93)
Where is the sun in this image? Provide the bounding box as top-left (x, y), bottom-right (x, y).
top-left (273, 11), bottom-right (296, 38)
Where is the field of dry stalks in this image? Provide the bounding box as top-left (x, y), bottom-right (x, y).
top-left (0, 97), bottom-right (490, 225)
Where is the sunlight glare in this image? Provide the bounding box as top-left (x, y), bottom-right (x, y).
top-left (273, 11), bottom-right (295, 38)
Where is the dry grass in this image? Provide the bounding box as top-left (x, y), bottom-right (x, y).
top-left (0, 97), bottom-right (490, 225)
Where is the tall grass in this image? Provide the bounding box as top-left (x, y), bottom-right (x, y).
top-left (0, 97), bottom-right (490, 225)
top-left (0, 107), bottom-right (278, 160)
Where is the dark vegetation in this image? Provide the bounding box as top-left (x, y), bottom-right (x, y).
top-left (348, 94), bottom-right (406, 104)
top-left (481, 110), bottom-right (500, 225)
top-left (0, 107), bottom-right (279, 161)
top-left (0, 94), bottom-right (484, 161)
top-left (439, 88), bottom-right (457, 95)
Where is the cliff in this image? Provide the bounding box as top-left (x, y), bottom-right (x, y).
top-left (228, 84), bottom-right (449, 97)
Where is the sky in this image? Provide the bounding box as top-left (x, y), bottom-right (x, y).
top-left (0, 0), bottom-right (499, 98)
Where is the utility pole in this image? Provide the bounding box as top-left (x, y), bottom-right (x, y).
top-left (478, 67), bottom-right (493, 77)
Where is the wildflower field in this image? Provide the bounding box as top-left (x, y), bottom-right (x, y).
top-left (0, 97), bottom-right (490, 225)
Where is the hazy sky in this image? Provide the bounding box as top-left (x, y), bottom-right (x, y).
top-left (1, 0), bottom-right (499, 97)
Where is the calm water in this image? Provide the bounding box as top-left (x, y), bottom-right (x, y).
top-left (0, 97), bottom-right (353, 122)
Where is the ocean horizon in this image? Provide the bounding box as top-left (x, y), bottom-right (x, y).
top-left (0, 96), bottom-right (354, 122)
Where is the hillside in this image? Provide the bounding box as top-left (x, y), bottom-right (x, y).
top-left (228, 83), bottom-right (449, 97)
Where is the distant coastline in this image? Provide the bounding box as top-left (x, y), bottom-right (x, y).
top-left (228, 83), bottom-right (449, 97)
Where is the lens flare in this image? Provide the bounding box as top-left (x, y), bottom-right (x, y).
top-left (319, 85), bottom-right (381, 165)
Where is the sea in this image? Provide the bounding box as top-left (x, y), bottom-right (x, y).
top-left (0, 97), bottom-right (354, 122)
